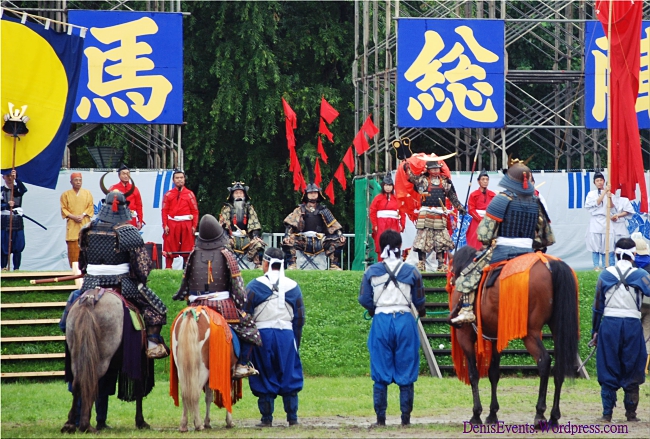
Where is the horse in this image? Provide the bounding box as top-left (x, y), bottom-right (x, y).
top-left (61, 289), bottom-right (150, 433)
top-left (170, 306), bottom-right (238, 432)
top-left (448, 246), bottom-right (579, 428)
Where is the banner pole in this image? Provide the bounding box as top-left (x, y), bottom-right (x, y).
top-left (604, 0), bottom-right (613, 268)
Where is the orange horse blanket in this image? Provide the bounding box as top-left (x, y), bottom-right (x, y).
top-left (169, 306), bottom-right (242, 413)
top-left (451, 252), bottom-right (558, 383)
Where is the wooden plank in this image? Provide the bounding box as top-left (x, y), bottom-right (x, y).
top-left (1, 371), bottom-right (65, 378)
top-left (1, 336), bottom-right (66, 343)
top-left (0, 319), bottom-right (60, 325)
top-left (412, 304), bottom-right (441, 378)
top-left (0, 302), bottom-right (67, 309)
top-left (2, 353), bottom-right (65, 360)
top-left (1, 285), bottom-right (76, 292)
top-left (0, 271), bottom-right (72, 279)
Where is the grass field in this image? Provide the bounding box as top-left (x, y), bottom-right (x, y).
top-left (2, 268), bottom-right (649, 437)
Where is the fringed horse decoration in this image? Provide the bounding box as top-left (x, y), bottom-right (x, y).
top-left (61, 289), bottom-right (151, 433)
top-left (170, 306), bottom-right (240, 432)
top-left (448, 247), bottom-right (579, 428)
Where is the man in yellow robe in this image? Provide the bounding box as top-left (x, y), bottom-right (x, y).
top-left (60, 173), bottom-right (94, 267)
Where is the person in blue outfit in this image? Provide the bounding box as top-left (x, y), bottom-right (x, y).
top-left (1, 170), bottom-right (27, 270)
top-left (245, 247), bottom-right (305, 427)
top-left (358, 229), bottom-right (426, 427)
top-left (591, 237), bottom-right (650, 423)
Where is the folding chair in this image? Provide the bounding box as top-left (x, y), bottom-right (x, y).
top-left (296, 250), bottom-right (328, 270)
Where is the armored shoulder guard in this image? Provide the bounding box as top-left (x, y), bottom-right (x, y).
top-left (318, 206), bottom-right (338, 228)
top-left (114, 224), bottom-right (144, 252)
top-left (485, 191), bottom-right (513, 222)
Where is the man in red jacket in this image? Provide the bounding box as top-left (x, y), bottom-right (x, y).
top-left (466, 170), bottom-right (495, 249)
top-left (109, 164), bottom-right (144, 229)
top-left (162, 169), bottom-right (199, 268)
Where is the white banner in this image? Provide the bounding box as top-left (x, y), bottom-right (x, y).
top-left (13, 169), bottom-right (650, 272)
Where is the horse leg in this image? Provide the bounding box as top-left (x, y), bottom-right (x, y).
top-left (135, 396), bottom-right (150, 429)
top-left (203, 382), bottom-right (212, 429)
top-left (523, 335), bottom-right (550, 428)
top-left (180, 401), bottom-right (189, 433)
top-left (549, 370), bottom-right (565, 426)
top-left (61, 393), bottom-right (79, 433)
top-left (467, 353), bottom-right (483, 425)
top-left (485, 346), bottom-right (501, 424)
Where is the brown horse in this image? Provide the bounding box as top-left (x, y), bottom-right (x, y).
top-left (449, 246), bottom-right (579, 427)
top-left (170, 306), bottom-right (238, 432)
top-left (61, 289), bottom-right (150, 433)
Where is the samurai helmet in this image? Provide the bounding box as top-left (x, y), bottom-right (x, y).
top-left (196, 214), bottom-right (229, 250)
top-left (302, 158), bottom-right (324, 203)
top-left (426, 160), bottom-right (443, 169)
top-left (97, 190), bottom-right (132, 224)
top-left (499, 162), bottom-right (535, 195)
top-left (227, 181), bottom-right (250, 202)
top-left (99, 171), bottom-right (136, 199)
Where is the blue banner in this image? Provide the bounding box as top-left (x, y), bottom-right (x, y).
top-left (1, 16), bottom-right (84, 189)
top-left (584, 20), bottom-right (650, 129)
top-left (396, 19), bottom-right (505, 129)
top-left (68, 11), bottom-right (183, 124)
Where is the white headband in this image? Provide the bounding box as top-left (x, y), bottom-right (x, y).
top-left (380, 245), bottom-right (400, 262)
top-left (615, 247), bottom-right (636, 260)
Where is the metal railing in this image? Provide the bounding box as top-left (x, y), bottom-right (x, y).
top-left (261, 233), bottom-right (356, 271)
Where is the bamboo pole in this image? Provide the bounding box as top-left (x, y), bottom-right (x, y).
top-left (604, 0), bottom-right (613, 268)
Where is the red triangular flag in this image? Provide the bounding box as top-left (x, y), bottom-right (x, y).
top-left (316, 137), bottom-right (328, 164)
top-left (325, 181), bottom-right (335, 205)
top-left (320, 97), bottom-right (339, 124)
top-left (353, 131), bottom-right (370, 155)
top-left (334, 163), bottom-right (347, 191)
top-left (293, 165), bottom-right (306, 192)
top-left (361, 115), bottom-right (379, 138)
top-left (288, 147), bottom-right (299, 172)
top-left (319, 118), bottom-right (334, 142)
top-left (342, 147), bottom-right (355, 172)
top-left (282, 98), bottom-right (297, 149)
top-left (314, 157), bottom-right (322, 187)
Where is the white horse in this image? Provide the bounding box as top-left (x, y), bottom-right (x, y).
top-left (171, 306), bottom-right (237, 432)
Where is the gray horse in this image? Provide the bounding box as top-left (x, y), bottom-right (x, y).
top-left (61, 289), bottom-right (150, 433)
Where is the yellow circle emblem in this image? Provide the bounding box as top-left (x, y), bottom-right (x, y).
top-left (1, 20), bottom-right (68, 168)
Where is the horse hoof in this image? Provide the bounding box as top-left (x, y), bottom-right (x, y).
top-left (485, 415), bottom-right (498, 425)
top-left (533, 416), bottom-right (547, 430)
top-left (61, 423), bottom-right (77, 434)
top-left (203, 423), bottom-right (212, 429)
top-left (226, 422), bottom-right (234, 429)
top-left (179, 426), bottom-right (188, 433)
top-left (195, 425), bottom-right (204, 432)
top-left (469, 416), bottom-right (483, 425)
top-left (136, 421), bottom-right (151, 430)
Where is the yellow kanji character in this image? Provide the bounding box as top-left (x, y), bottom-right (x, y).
top-left (76, 17), bottom-right (173, 121)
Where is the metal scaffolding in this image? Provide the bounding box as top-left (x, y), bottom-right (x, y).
top-left (2, 0), bottom-right (184, 170)
top-left (353, 0), bottom-right (650, 174)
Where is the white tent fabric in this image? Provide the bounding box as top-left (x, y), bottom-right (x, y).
top-left (11, 169), bottom-right (650, 272)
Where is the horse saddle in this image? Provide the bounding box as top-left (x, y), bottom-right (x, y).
top-left (191, 297), bottom-right (241, 324)
top-left (78, 288), bottom-right (145, 332)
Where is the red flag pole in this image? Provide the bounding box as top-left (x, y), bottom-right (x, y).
top-left (604, 0), bottom-right (613, 268)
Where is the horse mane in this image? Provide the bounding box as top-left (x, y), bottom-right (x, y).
top-left (452, 246), bottom-right (478, 279)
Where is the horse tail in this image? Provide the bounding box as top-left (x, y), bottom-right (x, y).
top-left (71, 300), bottom-right (101, 408)
top-left (177, 313), bottom-right (201, 416)
top-left (549, 259), bottom-right (579, 378)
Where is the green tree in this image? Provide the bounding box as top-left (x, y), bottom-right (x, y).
top-left (181, 1), bottom-right (356, 233)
